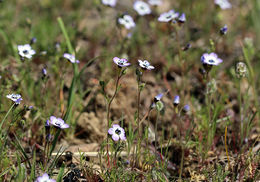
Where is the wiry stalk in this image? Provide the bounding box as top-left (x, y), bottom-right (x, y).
top-left (106, 69), bottom-right (121, 168)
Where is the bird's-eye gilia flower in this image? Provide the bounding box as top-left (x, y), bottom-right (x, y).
top-left (148, 0), bottom-right (162, 6)
top-left (236, 62), bottom-right (247, 78)
top-left (108, 124), bottom-right (126, 141)
top-left (158, 10), bottom-right (179, 22)
top-left (6, 94), bottom-right (22, 104)
top-left (49, 116), bottom-right (69, 129)
top-left (154, 93), bottom-right (163, 102)
top-left (63, 53), bottom-right (80, 64)
top-left (18, 44), bottom-right (36, 59)
top-left (183, 105), bottom-right (190, 113)
top-left (220, 24), bottom-right (228, 35)
top-left (35, 173), bottom-right (56, 182)
top-left (173, 95), bottom-right (180, 106)
top-left (113, 57), bottom-right (131, 68)
top-left (133, 1), bottom-right (151, 16)
top-left (201, 53), bottom-right (223, 66)
top-left (178, 13), bottom-right (186, 23)
top-left (138, 60), bottom-right (154, 70)
top-left (214, 0), bottom-right (231, 9)
top-left (118, 15), bottom-right (136, 29)
top-left (102, 0), bottom-right (117, 7)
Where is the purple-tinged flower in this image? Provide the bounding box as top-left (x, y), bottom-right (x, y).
top-left (108, 124), bottom-right (126, 141)
top-left (6, 94), bottom-right (22, 104)
top-left (118, 15), bottom-right (136, 29)
top-left (42, 68), bottom-right (47, 77)
top-left (45, 119), bottom-right (50, 128)
top-left (102, 0), bottom-right (117, 7)
top-left (148, 0), bottom-right (162, 6)
top-left (138, 60), bottom-right (154, 70)
top-left (183, 43), bottom-right (191, 51)
top-left (158, 10), bottom-right (179, 22)
top-left (63, 53), bottom-right (80, 64)
top-left (201, 53), bottom-right (223, 66)
top-left (30, 37), bottom-right (37, 45)
top-left (133, 1), bottom-right (151, 16)
top-left (173, 95), bottom-right (180, 106)
top-left (113, 57), bottom-right (131, 68)
top-left (214, 0), bottom-right (231, 9)
top-left (18, 44), bottom-right (36, 59)
top-left (28, 106), bottom-right (34, 110)
top-left (49, 116), bottom-right (69, 129)
top-left (178, 13), bottom-right (186, 23)
top-left (35, 173), bottom-right (56, 182)
top-left (154, 93), bottom-right (163, 102)
top-left (183, 105), bottom-right (190, 113)
top-left (220, 25), bottom-right (228, 35)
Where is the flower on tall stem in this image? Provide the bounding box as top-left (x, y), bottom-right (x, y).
top-left (158, 9), bottom-right (179, 22)
top-left (49, 116), bottom-right (69, 129)
top-left (148, 0), bottom-right (162, 6)
top-left (63, 53), bottom-right (80, 64)
top-left (35, 173), bottom-right (56, 182)
top-left (118, 15), bottom-right (136, 29)
top-left (201, 53), bottom-right (222, 73)
top-left (214, 0), bottom-right (231, 9)
top-left (113, 57), bottom-right (131, 68)
top-left (183, 104), bottom-right (190, 113)
top-left (6, 94), bottom-right (22, 104)
top-left (102, 0), bottom-right (117, 7)
top-left (220, 25), bottom-right (228, 35)
top-left (178, 13), bottom-right (186, 23)
top-left (138, 60), bottom-right (154, 70)
top-left (173, 95), bottom-right (180, 106)
top-left (108, 124), bottom-right (126, 141)
top-left (154, 93), bottom-right (163, 103)
top-left (133, 1), bottom-right (151, 16)
top-left (18, 44), bottom-right (36, 59)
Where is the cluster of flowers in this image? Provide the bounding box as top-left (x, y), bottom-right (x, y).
top-left (17, 43), bottom-right (79, 65)
top-left (102, 0), bottom-right (231, 10)
top-left (101, 0), bottom-right (231, 30)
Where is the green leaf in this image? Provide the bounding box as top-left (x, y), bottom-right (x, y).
top-left (56, 163), bottom-right (65, 182)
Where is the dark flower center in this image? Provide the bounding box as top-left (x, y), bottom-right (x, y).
top-left (55, 121), bottom-right (61, 127)
top-left (23, 50), bottom-right (29, 54)
top-left (115, 128), bottom-right (121, 135)
top-left (209, 59), bottom-right (215, 63)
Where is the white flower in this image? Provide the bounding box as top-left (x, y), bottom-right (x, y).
top-left (113, 57), bottom-right (131, 67)
top-left (35, 173), bottom-right (56, 182)
top-left (215, 0), bottom-right (231, 9)
top-left (6, 94), bottom-right (22, 104)
top-left (178, 13), bottom-right (186, 23)
top-left (148, 0), bottom-right (162, 6)
top-left (108, 124), bottom-right (126, 141)
top-left (17, 44), bottom-right (36, 59)
top-left (201, 53), bottom-right (223, 66)
top-left (154, 93), bottom-right (163, 102)
top-left (173, 95), bottom-right (180, 106)
top-left (133, 1), bottom-right (151, 16)
top-left (49, 116), bottom-right (69, 129)
top-left (158, 9), bottom-right (179, 22)
top-left (102, 0), bottom-right (117, 7)
top-left (138, 60), bottom-right (154, 70)
top-left (63, 53), bottom-right (80, 64)
top-left (118, 15), bottom-right (136, 29)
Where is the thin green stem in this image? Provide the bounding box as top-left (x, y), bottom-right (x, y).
top-left (155, 109), bottom-right (159, 151)
top-left (0, 103), bottom-right (15, 130)
top-left (179, 146), bottom-right (184, 181)
top-left (106, 69), bottom-right (121, 168)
